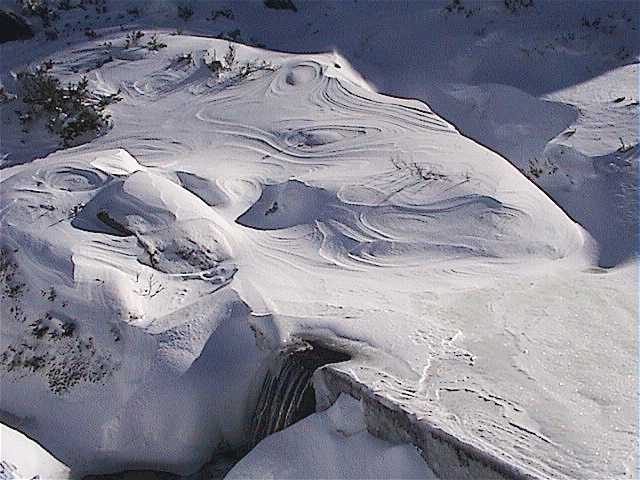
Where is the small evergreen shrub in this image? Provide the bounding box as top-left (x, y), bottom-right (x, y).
top-left (264, 0), bottom-right (297, 12)
top-left (504, 0), bottom-right (534, 13)
top-left (19, 0), bottom-right (57, 26)
top-left (208, 8), bottom-right (234, 21)
top-left (177, 4), bottom-right (193, 21)
top-left (124, 30), bottom-right (144, 48)
top-left (146, 34), bottom-right (167, 51)
top-left (16, 62), bottom-right (121, 145)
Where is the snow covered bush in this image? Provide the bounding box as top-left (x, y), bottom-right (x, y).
top-left (205, 44), bottom-right (237, 75)
top-left (170, 52), bottom-right (195, 69)
top-left (16, 63), bottom-right (121, 146)
top-left (124, 30), bottom-right (144, 48)
top-left (146, 34), bottom-right (167, 51)
top-left (224, 43), bottom-right (237, 68)
top-left (205, 43), bottom-right (277, 84)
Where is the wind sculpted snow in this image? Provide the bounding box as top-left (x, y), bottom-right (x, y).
top-left (0, 32), bottom-right (635, 480)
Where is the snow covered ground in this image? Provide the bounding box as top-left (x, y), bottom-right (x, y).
top-left (0, 1), bottom-right (637, 479)
top-left (0, 423), bottom-right (70, 480)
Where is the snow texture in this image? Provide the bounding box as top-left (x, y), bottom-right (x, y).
top-left (0, 1), bottom-right (637, 479)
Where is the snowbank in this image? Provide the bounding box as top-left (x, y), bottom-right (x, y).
top-left (227, 393), bottom-right (437, 480)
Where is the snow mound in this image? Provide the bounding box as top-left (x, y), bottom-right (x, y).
top-left (73, 170), bottom-right (235, 276)
top-left (176, 171), bottom-right (228, 207)
top-left (237, 177), bottom-right (581, 268)
top-left (0, 423), bottom-right (70, 480)
top-left (227, 394), bottom-right (436, 480)
top-left (91, 149), bottom-right (145, 176)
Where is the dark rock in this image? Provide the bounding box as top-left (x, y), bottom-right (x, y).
top-left (0, 10), bottom-right (34, 43)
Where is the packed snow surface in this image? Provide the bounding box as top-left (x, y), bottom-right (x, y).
top-left (0, 1), bottom-right (637, 479)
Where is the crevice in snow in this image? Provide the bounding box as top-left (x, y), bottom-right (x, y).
top-left (249, 340), bottom-right (351, 447)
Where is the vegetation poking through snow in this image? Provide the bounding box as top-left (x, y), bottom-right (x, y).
top-left (205, 44), bottom-right (236, 75)
top-left (146, 34), bottom-right (167, 51)
top-left (391, 156), bottom-right (448, 183)
top-left (522, 157), bottom-right (559, 180)
top-left (177, 4), bottom-right (194, 21)
top-left (0, 328), bottom-right (116, 394)
top-left (208, 8), bottom-right (234, 21)
top-left (126, 6), bottom-right (142, 17)
top-left (0, 249), bottom-right (27, 301)
top-left (170, 52), bottom-right (195, 69)
top-left (16, 62), bottom-right (121, 146)
top-left (48, 202), bottom-right (85, 227)
top-left (617, 137), bottom-right (635, 153)
top-left (503, 0), bottom-right (534, 13)
top-left (0, 248), bottom-right (116, 394)
top-left (1, 250), bottom-right (116, 393)
top-left (265, 202), bottom-right (279, 215)
top-left (442, 0), bottom-right (478, 18)
top-left (205, 44), bottom-right (277, 85)
top-left (380, 156), bottom-right (460, 203)
top-left (239, 58), bottom-right (277, 77)
top-left (217, 28), bottom-right (243, 42)
top-left (19, 0), bottom-right (58, 27)
top-left (444, 0), bottom-right (534, 16)
top-left (223, 43), bottom-right (237, 69)
top-left (56, 0), bottom-right (74, 11)
top-left (41, 287), bottom-right (57, 302)
top-left (124, 30), bottom-right (144, 48)
top-left (264, 0), bottom-right (297, 12)
top-left (134, 273), bottom-right (165, 298)
top-left (204, 50), bottom-right (224, 75)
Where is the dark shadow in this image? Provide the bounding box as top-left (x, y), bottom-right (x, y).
top-left (250, 341), bottom-right (351, 447)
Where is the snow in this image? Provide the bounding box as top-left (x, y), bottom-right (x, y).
top-left (227, 393), bottom-right (437, 480)
top-left (0, 1), bottom-right (637, 479)
top-left (0, 424), bottom-right (70, 480)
